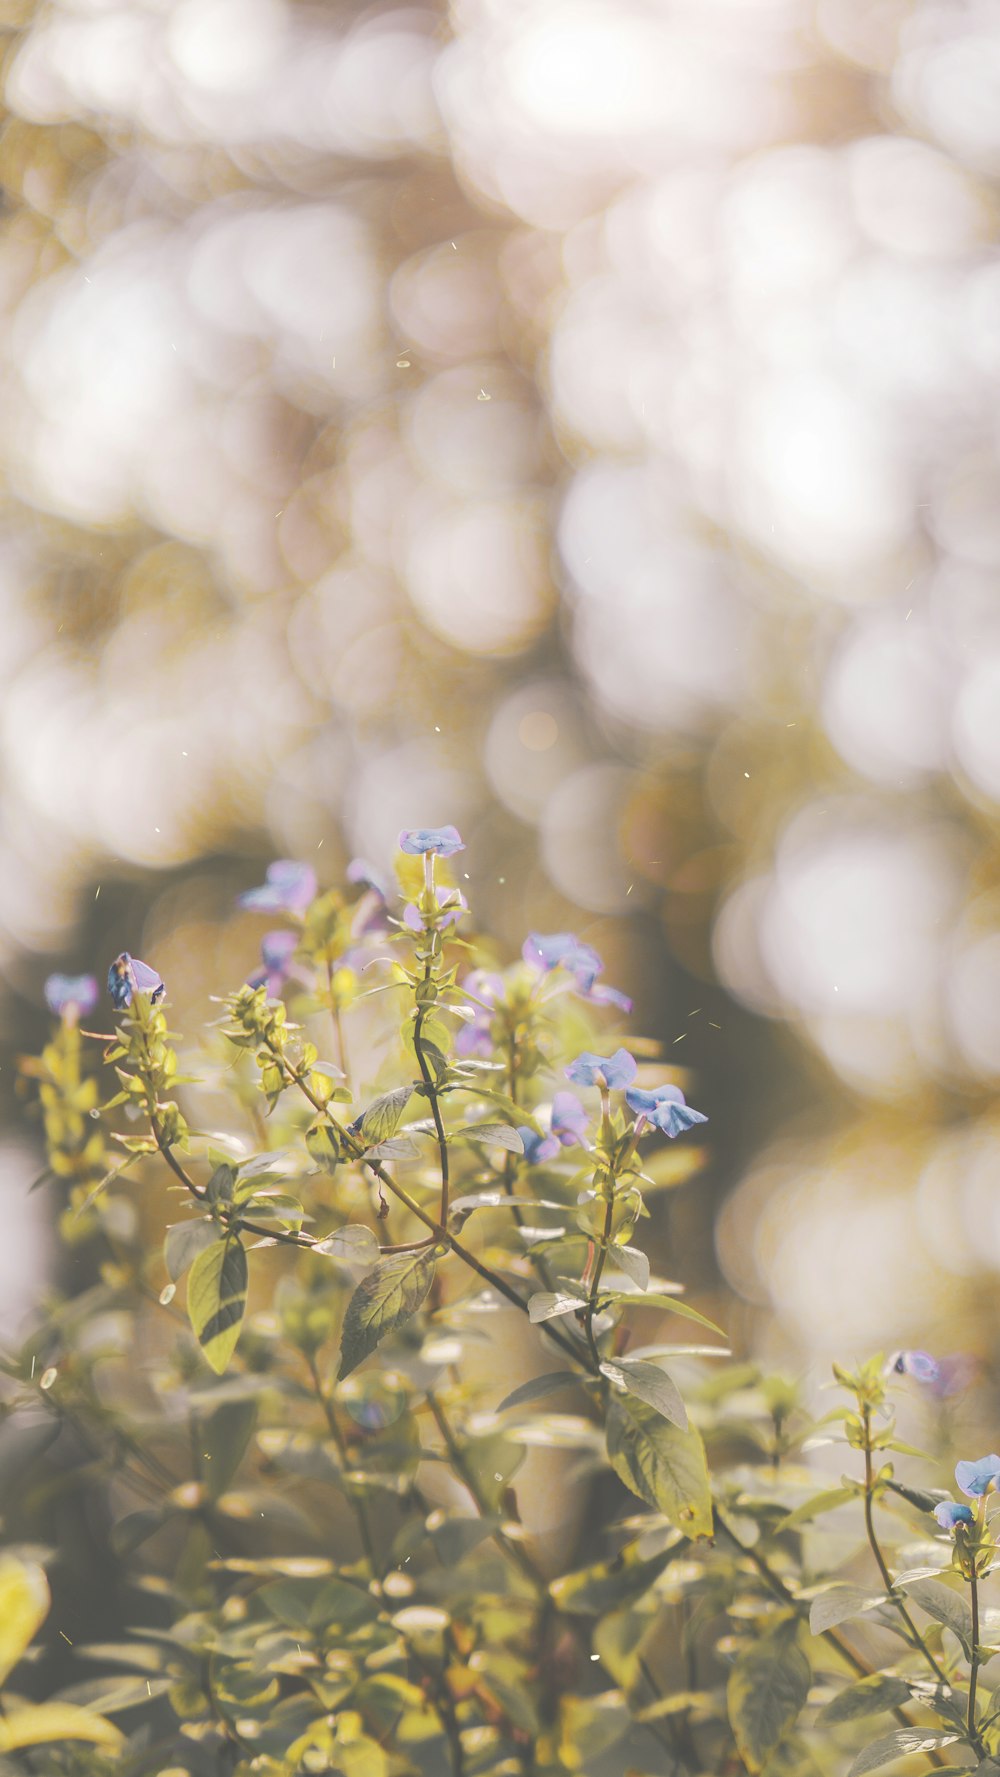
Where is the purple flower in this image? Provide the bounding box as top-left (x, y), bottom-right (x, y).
top-left (955, 1454), bottom-right (1000, 1498)
top-left (566, 1049), bottom-right (638, 1090)
top-left (550, 1091), bottom-right (589, 1147)
top-left (934, 1500), bottom-right (974, 1530)
top-left (402, 887), bottom-right (467, 932)
top-left (108, 953), bottom-right (165, 1010)
top-left (517, 1126), bottom-right (560, 1164)
top-left (889, 1350), bottom-right (941, 1385)
top-left (625, 1083), bottom-right (707, 1138)
top-left (523, 931), bottom-right (632, 1015)
top-left (347, 858), bottom-right (390, 900)
top-left (517, 1092), bottom-right (589, 1165)
top-left (45, 973), bottom-right (99, 1021)
top-left (248, 931), bottom-right (301, 998)
top-left (455, 970), bottom-right (505, 1059)
top-left (398, 826), bottom-right (464, 858)
top-left (238, 860), bottom-right (317, 914)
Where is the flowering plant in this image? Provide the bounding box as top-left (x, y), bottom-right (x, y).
top-left (4, 832), bottom-right (994, 1777)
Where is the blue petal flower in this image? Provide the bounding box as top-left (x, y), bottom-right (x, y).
top-left (522, 931), bottom-right (632, 1014)
top-left (934, 1500), bottom-right (974, 1530)
top-left (625, 1083), bottom-right (708, 1138)
top-left (45, 973), bottom-right (99, 1020)
top-left (455, 971), bottom-right (504, 1059)
top-left (248, 930), bottom-right (300, 998)
top-left (346, 858), bottom-right (390, 900)
top-left (955, 1454), bottom-right (1000, 1498)
top-left (550, 1091), bottom-right (589, 1148)
top-left (398, 826), bottom-right (464, 857)
top-left (108, 953), bottom-right (165, 1009)
top-left (565, 1048), bottom-right (638, 1090)
top-left (890, 1350), bottom-right (941, 1384)
top-left (517, 1126), bottom-right (560, 1165)
top-left (238, 860), bottom-right (317, 913)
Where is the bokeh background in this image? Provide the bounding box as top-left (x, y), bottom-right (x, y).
top-left (1, 0), bottom-right (999, 1388)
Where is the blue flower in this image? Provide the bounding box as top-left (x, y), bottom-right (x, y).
top-left (550, 1091), bottom-right (589, 1147)
top-left (239, 860), bottom-right (317, 913)
top-left (889, 1350), bottom-right (941, 1385)
top-left (398, 826), bottom-right (464, 857)
top-left (517, 1126), bottom-right (560, 1165)
top-left (45, 973), bottom-right (99, 1021)
top-left (248, 931), bottom-right (301, 998)
top-left (455, 970), bottom-right (505, 1059)
top-left (934, 1500), bottom-right (975, 1530)
top-left (108, 953), bottom-right (165, 1010)
top-left (347, 858), bottom-right (390, 900)
top-left (522, 931), bottom-right (632, 1014)
top-left (955, 1454), bottom-right (1000, 1498)
top-left (566, 1049), bottom-right (638, 1090)
top-left (625, 1082), bottom-right (707, 1138)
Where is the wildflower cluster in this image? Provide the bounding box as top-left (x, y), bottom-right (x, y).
top-left (2, 827), bottom-right (994, 1777)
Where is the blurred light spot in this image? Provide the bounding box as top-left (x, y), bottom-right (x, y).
top-left (485, 681), bottom-right (586, 822)
top-left (947, 933), bottom-right (1000, 1079)
top-left (847, 135), bottom-right (988, 257)
top-left (169, 0), bottom-right (287, 93)
top-left (391, 236), bottom-right (502, 361)
top-left (405, 494), bottom-right (552, 656)
top-left (541, 762), bottom-right (634, 913)
top-left (953, 651), bottom-right (1000, 803)
top-left (406, 366), bottom-right (541, 495)
top-left (345, 740), bottom-right (478, 872)
top-left (518, 711), bottom-right (558, 752)
top-left (736, 372), bottom-right (912, 574)
top-left (823, 610), bottom-right (953, 785)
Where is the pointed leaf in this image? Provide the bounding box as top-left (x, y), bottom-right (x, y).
top-left (606, 1395), bottom-right (712, 1538)
top-left (338, 1250), bottom-right (437, 1379)
top-left (808, 1585), bottom-right (884, 1635)
top-left (904, 1577), bottom-right (973, 1649)
top-left (187, 1236), bottom-right (248, 1374)
top-left (816, 1675), bottom-right (913, 1725)
top-left (199, 1398), bottom-right (258, 1501)
top-left (0, 1704), bottom-right (123, 1753)
top-left (528, 1290), bottom-right (586, 1324)
top-left (0, 1558), bottom-right (49, 1686)
top-left (600, 1360), bottom-right (687, 1430)
top-left (497, 1372), bottom-right (579, 1413)
top-left (315, 1225), bottom-right (380, 1272)
top-left (603, 1291), bottom-right (726, 1336)
top-left (779, 1486), bottom-right (857, 1532)
top-left (846, 1729), bottom-right (959, 1777)
top-left (357, 1088), bottom-right (412, 1147)
top-left (550, 1541), bottom-right (673, 1616)
top-left (612, 1245), bottom-right (650, 1291)
top-left (727, 1627), bottom-right (810, 1773)
top-left (457, 1123), bottom-right (525, 1152)
top-left (164, 1217), bottom-right (218, 1282)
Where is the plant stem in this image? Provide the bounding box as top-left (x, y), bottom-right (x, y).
top-left (969, 1564), bottom-right (980, 1742)
top-left (584, 1190), bottom-right (614, 1370)
top-left (305, 1350), bottom-right (380, 1580)
top-left (860, 1407), bottom-right (950, 1691)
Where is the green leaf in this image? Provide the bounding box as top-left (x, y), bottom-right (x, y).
top-left (778, 1486), bottom-right (857, 1533)
top-left (187, 1236), bottom-right (248, 1374)
top-left (457, 1123), bottom-right (525, 1152)
top-left (603, 1291), bottom-right (726, 1336)
top-left (357, 1088), bottom-right (412, 1147)
top-left (904, 1577), bottom-right (973, 1649)
top-left (0, 1558), bottom-right (49, 1686)
top-left (808, 1585), bottom-right (884, 1636)
top-left (306, 1121), bottom-right (346, 1172)
top-left (600, 1359), bottom-right (687, 1430)
top-left (315, 1225), bottom-right (380, 1272)
top-left (199, 1397), bottom-right (258, 1500)
top-left (496, 1372), bottom-right (580, 1413)
top-left (727, 1626), bottom-right (810, 1773)
top-left (0, 1705), bottom-right (123, 1753)
top-left (816, 1675), bottom-right (913, 1725)
top-left (605, 1396), bottom-right (712, 1538)
top-left (612, 1245), bottom-right (650, 1291)
top-left (338, 1250), bottom-right (437, 1379)
top-left (206, 1162), bottom-right (236, 1204)
top-left (527, 1289), bottom-right (586, 1323)
top-left (164, 1216), bottom-right (219, 1281)
top-left (550, 1540), bottom-right (673, 1616)
top-left (846, 1729), bottom-right (960, 1777)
